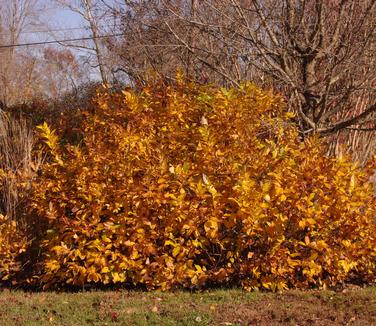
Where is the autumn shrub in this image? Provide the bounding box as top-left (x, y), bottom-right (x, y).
top-left (0, 214), bottom-right (28, 282)
top-left (27, 78), bottom-right (375, 290)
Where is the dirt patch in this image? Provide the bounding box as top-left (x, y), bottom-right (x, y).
top-left (214, 289), bottom-right (376, 325)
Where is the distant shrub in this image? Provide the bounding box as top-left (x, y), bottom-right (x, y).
top-left (23, 78), bottom-right (376, 290)
top-left (5, 82), bottom-right (101, 147)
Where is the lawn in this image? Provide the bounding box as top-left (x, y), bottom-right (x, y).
top-left (0, 287), bottom-right (375, 325)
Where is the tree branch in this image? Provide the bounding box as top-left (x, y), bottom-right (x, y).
top-left (319, 103), bottom-right (376, 135)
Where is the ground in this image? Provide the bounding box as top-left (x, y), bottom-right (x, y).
top-left (0, 287), bottom-right (375, 325)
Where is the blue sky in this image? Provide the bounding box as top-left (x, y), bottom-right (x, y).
top-left (25, 1), bottom-right (119, 43)
top-left (24, 5), bottom-right (87, 44)
top-left (21, 1), bottom-right (117, 81)
top-left (54, 8), bottom-right (84, 30)
top-left (47, 0), bottom-right (118, 35)
top-left (47, 5), bottom-right (89, 41)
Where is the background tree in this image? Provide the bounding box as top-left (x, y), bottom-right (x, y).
top-left (0, 0), bottom-right (45, 106)
top-left (54, 0), bottom-right (116, 83)
top-left (107, 0), bottom-right (376, 162)
top-left (40, 46), bottom-right (87, 99)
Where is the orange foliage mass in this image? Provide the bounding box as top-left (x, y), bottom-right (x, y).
top-left (0, 215), bottom-right (28, 282)
top-left (10, 77), bottom-right (376, 290)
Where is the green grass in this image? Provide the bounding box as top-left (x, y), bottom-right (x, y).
top-left (0, 287), bottom-right (375, 325)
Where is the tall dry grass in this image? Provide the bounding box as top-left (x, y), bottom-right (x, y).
top-left (0, 112), bottom-right (42, 223)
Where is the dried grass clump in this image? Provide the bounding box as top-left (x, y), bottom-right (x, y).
top-left (0, 112), bottom-right (42, 223)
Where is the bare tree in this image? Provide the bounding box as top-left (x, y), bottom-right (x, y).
top-left (40, 46), bottom-right (86, 99)
top-left (107, 0), bottom-right (244, 85)
top-left (107, 0), bottom-right (376, 161)
top-left (0, 0), bottom-right (45, 106)
top-left (54, 0), bottom-right (114, 83)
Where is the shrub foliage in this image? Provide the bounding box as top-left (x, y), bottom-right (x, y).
top-left (6, 78), bottom-right (376, 290)
top-left (0, 215), bottom-right (28, 282)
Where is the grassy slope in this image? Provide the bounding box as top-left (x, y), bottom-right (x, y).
top-left (0, 287), bottom-right (375, 326)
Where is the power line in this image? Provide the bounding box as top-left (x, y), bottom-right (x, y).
top-left (0, 33), bottom-right (124, 49)
top-left (1, 26), bottom-right (89, 36)
top-left (0, 24), bottom-right (117, 36)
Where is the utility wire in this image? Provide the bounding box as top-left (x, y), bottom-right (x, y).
top-left (0, 23), bottom-right (117, 36)
top-left (0, 26), bottom-right (89, 36)
top-left (0, 33), bottom-right (124, 49)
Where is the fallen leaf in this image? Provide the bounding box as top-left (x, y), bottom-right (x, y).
top-left (151, 306), bottom-right (159, 313)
